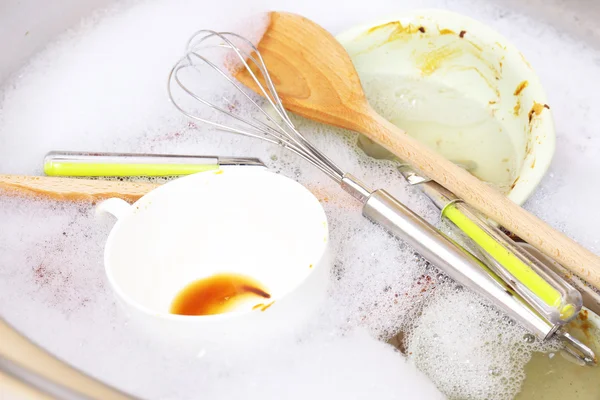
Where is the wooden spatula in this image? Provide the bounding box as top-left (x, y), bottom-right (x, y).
top-left (0, 174), bottom-right (158, 203)
top-left (235, 11), bottom-right (600, 289)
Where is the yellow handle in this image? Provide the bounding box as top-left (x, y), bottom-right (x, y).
top-left (442, 202), bottom-right (574, 320)
top-left (44, 161), bottom-right (218, 177)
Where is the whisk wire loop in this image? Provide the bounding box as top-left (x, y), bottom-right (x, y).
top-left (167, 30), bottom-right (345, 182)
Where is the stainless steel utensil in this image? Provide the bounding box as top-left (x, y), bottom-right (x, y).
top-left (166, 30), bottom-right (596, 365)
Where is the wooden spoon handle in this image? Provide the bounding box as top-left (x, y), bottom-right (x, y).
top-left (359, 109), bottom-right (600, 289)
top-left (0, 174), bottom-right (158, 204)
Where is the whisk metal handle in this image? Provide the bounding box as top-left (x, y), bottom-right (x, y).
top-left (361, 188), bottom-right (554, 339)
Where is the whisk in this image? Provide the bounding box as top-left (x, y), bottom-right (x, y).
top-left (167, 30), bottom-right (595, 365)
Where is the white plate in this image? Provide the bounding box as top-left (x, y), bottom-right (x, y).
top-left (336, 9), bottom-right (556, 204)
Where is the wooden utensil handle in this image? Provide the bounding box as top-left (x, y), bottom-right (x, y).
top-left (0, 173), bottom-right (336, 206)
top-left (359, 109), bottom-right (600, 289)
top-left (0, 174), bottom-right (158, 204)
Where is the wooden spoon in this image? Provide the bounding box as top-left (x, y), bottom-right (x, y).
top-left (0, 174), bottom-right (158, 203)
top-left (235, 11), bottom-right (600, 289)
top-left (0, 174), bottom-right (333, 205)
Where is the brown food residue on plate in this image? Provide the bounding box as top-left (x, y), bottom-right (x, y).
top-left (519, 52), bottom-right (533, 69)
top-left (510, 176), bottom-right (520, 190)
top-left (361, 21), bottom-right (500, 94)
top-left (514, 80), bottom-right (529, 96)
top-left (366, 21), bottom-right (400, 34)
top-left (438, 28), bottom-right (455, 35)
top-left (416, 42), bottom-right (497, 85)
top-left (364, 21), bottom-right (469, 48)
top-left (514, 100), bottom-right (521, 116)
top-left (513, 81), bottom-right (529, 116)
top-left (528, 102), bottom-right (550, 122)
top-left (365, 21), bottom-right (423, 41)
top-left (415, 44), bottom-right (463, 75)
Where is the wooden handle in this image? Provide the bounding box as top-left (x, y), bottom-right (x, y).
top-left (359, 108), bottom-right (600, 289)
top-left (0, 174), bottom-right (159, 204)
top-left (0, 319), bottom-right (134, 399)
top-left (0, 175), bottom-right (334, 205)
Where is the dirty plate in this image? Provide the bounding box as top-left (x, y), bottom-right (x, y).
top-left (336, 9), bottom-right (555, 204)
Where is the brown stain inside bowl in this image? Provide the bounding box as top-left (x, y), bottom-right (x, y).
top-left (513, 80), bottom-right (529, 116)
top-left (524, 102), bottom-right (550, 155)
top-left (170, 273), bottom-right (271, 316)
top-left (514, 80), bottom-right (529, 96)
top-left (361, 21), bottom-right (501, 89)
top-left (366, 21), bottom-right (424, 39)
top-left (415, 44), bottom-right (463, 75)
top-left (528, 102), bottom-right (549, 122)
top-left (439, 28), bottom-right (455, 35)
top-left (411, 34), bottom-right (496, 79)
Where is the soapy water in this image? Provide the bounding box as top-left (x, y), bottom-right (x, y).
top-left (1, 0), bottom-right (600, 399)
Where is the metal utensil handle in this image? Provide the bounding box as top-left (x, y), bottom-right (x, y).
top-left (362, 189), bottom-right (553, 339)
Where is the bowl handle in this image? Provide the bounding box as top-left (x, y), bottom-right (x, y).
top-left (96, 198), bottom-right (131, 220)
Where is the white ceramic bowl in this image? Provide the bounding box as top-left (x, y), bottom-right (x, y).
top-left (97, 168), bottom-right (331, 349)
top-left (336, 9), bottom-right (556, 205)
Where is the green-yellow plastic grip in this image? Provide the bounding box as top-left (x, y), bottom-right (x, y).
top-left (44, 161), bottom-right (218, 177)
top-left (442, 202), bottom-right (574, 320)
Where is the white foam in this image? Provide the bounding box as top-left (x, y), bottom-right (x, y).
top-left (1, 1), bottom-right (600, 399)
top-left (405, 288), bottom-right (561, 399)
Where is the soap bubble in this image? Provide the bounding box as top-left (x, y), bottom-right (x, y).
top-left (1, 0), bottom-right (599, 399)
